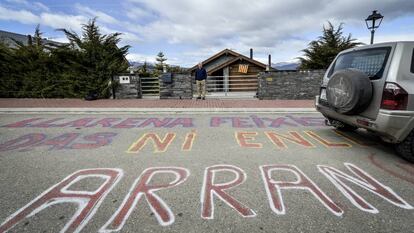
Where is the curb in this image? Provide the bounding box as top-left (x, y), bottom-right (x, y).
top-left (0, 107), bottom-right (318, 114)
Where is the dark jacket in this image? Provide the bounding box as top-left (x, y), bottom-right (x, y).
top-left (195, 67), bottom-right (207, 81)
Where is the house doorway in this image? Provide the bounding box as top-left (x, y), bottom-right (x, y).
top-left (208, 70), bottom-right (225, 93)
top-left (206, 70), bottom-right (258, 98)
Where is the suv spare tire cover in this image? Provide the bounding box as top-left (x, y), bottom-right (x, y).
top-left (326, 68), bottom-right (372, 115)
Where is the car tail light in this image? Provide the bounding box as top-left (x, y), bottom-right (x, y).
top-left (380, 82), bottom-right (408, 110)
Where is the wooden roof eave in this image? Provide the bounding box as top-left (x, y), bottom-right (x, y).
top-left (189, 49), bottom-right (243, 71)
top-left (207, 56), bottom-right (267, 75)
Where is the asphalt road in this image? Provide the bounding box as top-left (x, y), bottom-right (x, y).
top-left (0, 112), bottom-right (413, 233)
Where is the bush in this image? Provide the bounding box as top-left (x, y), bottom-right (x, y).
top-left (0, 20), bottom-right (130, 98)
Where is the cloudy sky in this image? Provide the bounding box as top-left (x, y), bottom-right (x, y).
top-left (1, 0), bottom-right (413, 67)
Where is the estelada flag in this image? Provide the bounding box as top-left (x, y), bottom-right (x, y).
top-left (238, 64), bottom-right (249, 73)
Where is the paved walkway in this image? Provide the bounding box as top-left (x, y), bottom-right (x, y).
top-left (0, 98), bottom-right (314, 108)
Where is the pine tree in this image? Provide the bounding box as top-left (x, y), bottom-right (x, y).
top-left (33, 25), bottom-right (43, 47)
top-left (138, 61), bottom-right (151, 77)
top-left (6, 25), bottom-right (54, 98)
top-left (155, 52), bottom-right (167, 71)
top-left (58, 18), bottom-right (130, 98)
top-left (299, 22), bottom-right (363, 69)
top-left (142, 61), bottom-right (148, 73)
top-left (0, 20), bottom-right (131, 98)
top-left (0, 40), bottom-right (17, 97)
top-left (167, 65), bottom-right (188, 73)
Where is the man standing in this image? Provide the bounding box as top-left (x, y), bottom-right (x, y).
top-left (195, 62), bottom-right (207, 100)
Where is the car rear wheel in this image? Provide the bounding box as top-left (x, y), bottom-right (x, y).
top-left (395, 131), bottom-right (414, 163)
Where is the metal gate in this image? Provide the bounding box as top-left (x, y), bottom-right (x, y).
top-left (140, 76), bottom-right (160, 96)
top-left (206, 75), bottom-right (258, 97)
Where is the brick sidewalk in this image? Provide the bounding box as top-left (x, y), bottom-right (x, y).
top-left (0, 98), bottom-right (314, 108)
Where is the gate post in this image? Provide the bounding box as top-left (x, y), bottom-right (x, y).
top-left (112, 74), bottom-right (141, 99)
top-left (111, 76), bottom-right (116, 99)
top-left (224, 74), bottom-right (229, 96)
top-left (137, 75), bottom-right (142, 98)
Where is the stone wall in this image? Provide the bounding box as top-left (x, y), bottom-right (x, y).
top-left (112, 75), bottom-right (141, 99)
top-left (160, 74), bottom-right (193, 99)
top-left (257, 70), bottom-right (325, 100)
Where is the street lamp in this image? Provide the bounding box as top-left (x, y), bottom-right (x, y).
top-left (365, 10), bottom-right (384, 44)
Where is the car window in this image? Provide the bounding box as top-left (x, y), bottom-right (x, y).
top-left (328, 47), bottom-right (391, 79)
top-left (411, 48), bottom-right (414, 73)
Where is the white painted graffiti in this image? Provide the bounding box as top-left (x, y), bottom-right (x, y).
top-left (0, 164), bottom-right (412, 233)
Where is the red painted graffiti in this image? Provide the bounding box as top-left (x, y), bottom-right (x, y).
top-left (396, 163), bottom-right (414, 175)
top-left (201, 165), bottom-right (256, 219)
top-left (369, 154), bottom-right (414, 185)
top-left (100, 167), bottom-right (189, 231)
top-left (260, 164), bottom-right (343, 216)
top-left (181, 130), bottom-right (197, 151)
top-left (1, 118), bottom-right (42, 127)
top-left (2, 117), bottom-right (194, 129)
top-left (127, 132), bottom-right (176, 153)
top-left (0, 133), bottom-right (46, 152)
top-left (235, 132), bottom-right (262, 148)
top-left (265, 131), bottom-right (315, 149)
top-left (0, 168), bottom-right (123, 233)
top-left (210, 115), bottom-right (326, 128)
top-left (0, 132), bottom-right (117, 152)
top-left (1, 164), bottom-right (412, 231)
top-left (40, 133), bottom-right (80, 150)
top-left (318, 163), bottom-right (414, 213)
top-left (2, 115), bottom-right (327, 129)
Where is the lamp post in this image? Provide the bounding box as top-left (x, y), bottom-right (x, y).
top-left (365, 10), bottom-right (384, 44)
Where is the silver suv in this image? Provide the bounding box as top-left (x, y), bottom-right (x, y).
top-left (316, 41), bottom-right (414, 162)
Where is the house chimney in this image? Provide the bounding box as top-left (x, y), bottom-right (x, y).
top-left (250, 48), bottom-right (253, 59)
top-left (268, 54), bottom-right (272, 70)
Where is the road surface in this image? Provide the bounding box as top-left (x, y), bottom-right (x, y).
top-left (0, 112), bottom-right (413, 233)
